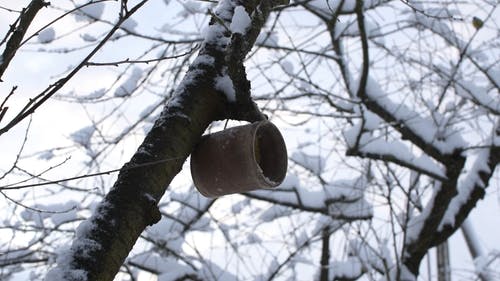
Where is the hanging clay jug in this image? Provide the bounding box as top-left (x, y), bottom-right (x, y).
top-left (191, 121), bottom-right (287, 197)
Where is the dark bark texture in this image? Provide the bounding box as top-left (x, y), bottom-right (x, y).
top-left (47, 1), bottom-right (288, 280)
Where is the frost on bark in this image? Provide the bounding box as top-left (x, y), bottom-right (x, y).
top-left (44, 1), bottom-right (288, 280)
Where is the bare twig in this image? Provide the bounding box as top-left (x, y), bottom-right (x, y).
top-left (0, 0), bottom-right (49, 81)
top-left (85, 47), bottom-right (197, 66)
top-left (0, 0), bottom-right (149, 136)
top-left (0, 156), bottom-right (184, 190)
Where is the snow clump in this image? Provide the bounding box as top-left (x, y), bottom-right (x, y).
top-left (114, 67), bottom-right (142, 97)
top-left (38, 28), bottom-right (55, 44)
top-left (215, 75), bottom-right (236, 102)
top-left (75, 2), bottom-right (105, 21)
top-left (230, 6), bottom-right (251, 34)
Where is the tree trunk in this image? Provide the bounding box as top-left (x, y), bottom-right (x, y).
top-left (44, 1), bottom-right (287, 280)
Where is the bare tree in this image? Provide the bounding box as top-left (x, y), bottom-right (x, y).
top-left (0, 0), bottom-right (498, 281)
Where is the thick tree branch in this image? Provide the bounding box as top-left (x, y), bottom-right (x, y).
top-left (436, 148), bottom-right (499, 239)
top-left (45, 1), bottom-right (287, 280)
top-left (402, 143), bottom-right (498, 275)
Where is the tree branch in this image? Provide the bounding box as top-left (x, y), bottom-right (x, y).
top-left (0, 1), bottom-right (147, 136)
top-left (0, 0), bottom-right (48, 81)
top-left (45, 1), bottom-right (287, 280)
top-left (319, 225), bottom-right (330, 281)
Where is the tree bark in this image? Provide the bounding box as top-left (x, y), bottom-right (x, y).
top-left (45, 1), bottom-right (287, 280)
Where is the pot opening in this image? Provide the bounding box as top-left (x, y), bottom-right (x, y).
top-left (254, 122), bottom-right (287, 184)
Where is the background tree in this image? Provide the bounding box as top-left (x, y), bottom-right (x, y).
top-left (0, 0), bottom-right (498, 281)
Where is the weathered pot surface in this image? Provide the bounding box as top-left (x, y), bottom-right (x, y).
top-left (190, 121), bottom-right (287, 197)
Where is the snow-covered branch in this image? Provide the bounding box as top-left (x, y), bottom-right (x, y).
top-left (44, 1), bottom-right (286, 280)
top-left (246, 174), bottom-right (373, 221)
top-left (402, 123), bottom-right (499, 275)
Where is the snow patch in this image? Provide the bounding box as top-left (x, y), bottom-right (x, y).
top-left (79, 88), bottom-right (106, 100)
top-left (291, 151), bottom-right (325, 174)
top-left (39, 150), bottom-right (55, 160)
top-left (343, 121), bottom-right (362, 148)
top-left (51, 209), bottom-right (78, 225)
top-left (455, 79), bottom-right (500, 112)
top-left (306, 0), bottom-right (380, 16)
top-left (38, 28), bottom-right (55, 44)
top-left (281, 60), bottom-right (294, 75)
top-left (81, 33), bottom-right (96, 42)
top-left (191, 216), bottom-right (213, 232)
top-left (358, 137), bottom-right (446, 180)
top-left (259, 205), bottom-right (291, 222)
top-left (215, 75), bottom-right (236, 102)
top-left (330, 259), bottom-right (363, 280)
top-left (230, 6), bottom-right (251, 34)
top-left (147, 218), bottom-right (184, 242)
top-left (251, 174), bottom-right (372, 220)
top-left (192, 54), bottom-right (215, 67)
top-left (324, 178), bottom-right (365, 202)
top-left (75, 2), bottom-right (105, 21)
top-left (328, 197), bottom-right (373, 219)
top-left (364, 76), bottom-right (467, 154)
top-left (231, 198), bottom-right (249, 214)
top-left (76, 220), bottom-right (93, 238)
top-left (70, 125), bottom-right (95, 148)
top-left (439, 147), bottom-right (491, 229)
top-left (114, 67), bottom-right (142, 97)
top-left (277, 173), bottom-right (300, 189)
top-left (45, 245), bottom-right (88, 281)
top-left (246, 232), bottom-right (262, 244)
top-left (177, 0), bottom-right (206, 18)
top-left (139, 102), bottom-right (161, 119)
top-left (198, 260), bottom-right (238, 281)
top-left (408, 9), bottom-right (465, 50)
top-left (487, 66), bottom-right (500, 87)
top-left (121, 18), bottom-right (138, 32)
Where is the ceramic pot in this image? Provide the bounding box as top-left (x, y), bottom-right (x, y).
top-left (191, 121), bottom-right (287, 197)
